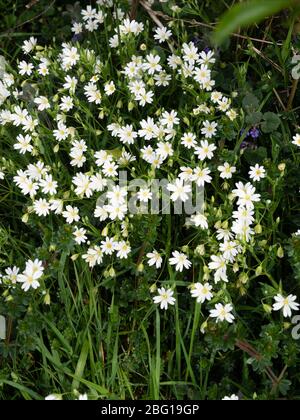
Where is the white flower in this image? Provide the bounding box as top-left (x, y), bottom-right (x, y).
top-left (232, 208), bottom-right (254, 226)
top-left (104, 203), bottom-right (127, 220)
top-left (231, 220), bottom-right (254, 243)
top-left (209, 255), bottom-right (228, 283)
top-left (101, 237), bottom-right (118, 255)
top-left (147, 250), bottom-right (163, 269)
top-left (71, 22), bottom-right (83, 35)
top-left (201, 120), bottom-right (217, 139)
top-left (154, 26), bottom-right (172, 43)
top-left (62, 206), bottom-right (80, 224)
top-left (156, 141), bottom-right (174, 160)
top-left (143, 54), bottom-right (162, 75)
top-left (139, 117), bottom-right (159, 140)
top-left (40, 175), bottom-right (58, 195)
top-left (14, 134), bottom-right (33, 154)
top-left (4, 266), bottom-right (19, 284)
top-left (34, 96), bottom-right (50, 111)
top-left (198, 50), bottom-right (215, 65)
top-left (78, 394), bottom-right (88, 400)
top-left (104, 81), bottom-right (116, 96)
top-left (118, 124), bottom-right (138, 145)
top-left (153, 287), bottom-right (176, 310)
top-left (167, 178), bottom-right (191, 202)
top-left (136, 89), bottom-right (154, 107)
top-left (115, 241), bottom-right (131, 259)
top-left (59, 96), bottom-right (74, 112)
top-left (160, 110), bottom-right (180, 128)
top-left (179, 167), bottom-right (194, 182)
top-left (232, 182), bottom-right (261, 210)
top-left (220, 241), bottom-right (240, 263)
top-left (249, 164), bottom-right (266, 182)
top-left (192, 167), bottom-right (212, 187)
top-left (53, 123), bottom-right (70, 142)
top-left (63, 76), bottom-right (78, 93)
top-left (292, 133), bottom-right (300, 147)
top-left (34, 198), bottom-right (51, 217)
top-left (81, 5), bottom-right (96, 21)
top-left (94, 206), bottom-right (109, 221)
top-left (45, 394), bottom-right (63, 401)
top-left (103, 161), bottom-right (118, 178)
top-left (73, 228), bottom-right (87, 245)
top-left (273, 294), bottom-right (300, 318)
top-left (17, 259), bottom-right (44, 292)
top-left (222, 394), bottom-right (239, 401)
top-left (72, 173), bottom-right (93, 198)
top-left (181, 132), bottom-right (197, 149)
top-left (195, 140), bottom-right (217, 161)
top-left (218, 162), bottom-right (236, 179)
top-left (191, 282), bottom-right (213, 303)
top-left (0, 81), bottom-right (10, 105)
top-left (107, 186), bottom-right (127, 205)
top-left (22, 37), bottom-right (37, 54)
top-left (18, 60), bottom-right (34, 76)
top-left (210, 303), bottom-right (235, 323)
top-left (119, 19), bottom-right (144, 36)
top-left (82, 246), bottom-right (103, 268)
top-left (169, 251), bottom-right (191, 272)
top-left (182, 42), bottom-right (199, 65)
top-left (138, 188), bottom-right (153, 203)
top-left (154, 71), bottom-right (171, 87)
top-left (194, 65), bottom-right (211, 85)
top-left (190, 213), bottom-right (208, 230)
top-left (49, 199), bottom-right (64, 215)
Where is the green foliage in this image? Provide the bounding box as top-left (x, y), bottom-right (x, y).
top-left (213, 0), bottom-right (298, 45)
top-left (0, 0), bottom-right (300, 402)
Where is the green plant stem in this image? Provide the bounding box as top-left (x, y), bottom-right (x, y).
top-left (287, 79), bottom-right (299, 111)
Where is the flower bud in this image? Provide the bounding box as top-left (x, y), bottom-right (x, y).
top-left (44, 292), bottom-right (51, 305)
top-left (255, 266), bottom-right (263, 276)
top-left (277, 246), bottom-right (284, 259)
top-left (137, 263), bottom-right (144, 273)
top-left (254, 224), bottom-right (262, 234)
top-left (195, 244), bottom-right (205, 256)
top-left (262, 304), bottom-right (272, 314)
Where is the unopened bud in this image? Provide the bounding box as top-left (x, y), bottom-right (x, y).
top-left (262, 304), bottom-right (272, 314)
top-left (277, 246), bottom-right (284, 259)
top-left (254, 224), bottom-right (261, 234)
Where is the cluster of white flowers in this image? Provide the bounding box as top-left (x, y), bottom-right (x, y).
top-left (0, 2), bottom-right (298, 331)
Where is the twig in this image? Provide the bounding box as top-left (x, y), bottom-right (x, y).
top-left (252, 45), bottom-right (284, 74)
top-left (273, 88), bottom-right (286, 111)
top-left (0, 0), bottom-right (56, 37)
top-left (142, 8), bottom-right (284, 46)
top-left (130, 0), bottom-right (140, 20)
top-left (5, 317), bottom-right (13, 346)
top-left (235, 339), bottom-right (278, 385)
top-left (287, 79), bottom-right (299, 110)
top-left (140, 0), bottom-right (165, 29)
top-left (271, 365), bottom-right (288, 395)
top-left (140, 0), bottom-right (175, 52)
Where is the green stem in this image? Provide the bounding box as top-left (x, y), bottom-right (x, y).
top-left (186, 302), bottom-right (201, 381)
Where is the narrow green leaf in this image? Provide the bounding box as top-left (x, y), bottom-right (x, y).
top-left (282, 18), bottom-right (295, 63)
top-left (214, 0), bottom-right (293, 45)
top-left (72, 338), bottom-right (89, 390)
top-left (0, 380), bottom-right (42, 400)
top-left (0, 315), bottom-right (5, 340)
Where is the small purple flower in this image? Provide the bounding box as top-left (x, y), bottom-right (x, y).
top-left (249, 128), bottom-right (260, 139)
top-left (72, 34), bottom-right (83, 43)
top-left (204, 47), bottom-right (211, 54)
